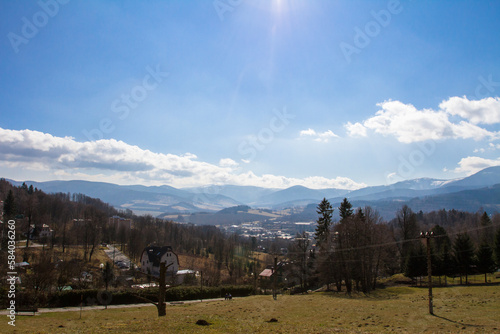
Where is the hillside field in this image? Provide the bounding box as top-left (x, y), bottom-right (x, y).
top-left (5, 285), bottom-right (500, 333)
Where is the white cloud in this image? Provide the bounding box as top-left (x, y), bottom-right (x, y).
top-left (386, 172), bottom-right (398, 182)
top-left (452, 156), bottom-right (500, 175)
top-left (299, 128), bottom-right (316, 136)
top-left (219, 158), bottom-right (239, 169)
top-left (344, 122), bottom-right (367, 137)
top-left (440, 96), bottom-right (500, 124)
top-left (0, 127), bottom-right (364, 190)
top-left (358, 99), bottom-right (499, 143)
top-left (299, 128), bottom-right (339, 142)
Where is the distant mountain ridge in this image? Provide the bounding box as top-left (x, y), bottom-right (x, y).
top-left (6, 166), bottom-right (500, 220)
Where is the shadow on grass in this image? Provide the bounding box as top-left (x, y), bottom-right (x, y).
top-left (318, 286), bottom-right (413, 301)
top-left (432, 314), bottom-right (483, 328)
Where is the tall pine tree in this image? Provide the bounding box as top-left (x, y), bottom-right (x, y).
top-left (338, 198), bottom-right (353, 222)
top-left (495, 229), bottom-right (500, 268)
top-left (476, 242), bottom-right (495, 283)
top-left (453, 233), bottom-right (475, 285)
top-left (3, 189), bottom-right (16, 218)
top-left (480, 212), bottom-right (494, 246)
top-left (315, 198), bottom-right (333, 248)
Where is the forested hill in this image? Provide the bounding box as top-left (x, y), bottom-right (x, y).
top-left (0, 179), bottom-right (253, 268)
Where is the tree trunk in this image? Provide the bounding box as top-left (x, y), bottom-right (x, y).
top-left (89, 243), bottom-right (96, 262)
top-left (157, 262), bottom-right (166, 317)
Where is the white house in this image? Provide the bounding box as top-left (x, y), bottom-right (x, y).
top-left (39, 224), bottom-right (53, 239)
top-left (140, 246), bottom-right (179, 278)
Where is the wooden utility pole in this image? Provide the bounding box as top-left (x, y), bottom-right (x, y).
top-left (156, 262), bottom-right (172, 317)
top-left (157, 262), bottom-right (166, 316)
top-left (420, 231), bottom-right (434, 315)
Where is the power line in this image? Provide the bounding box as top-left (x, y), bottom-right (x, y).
top-left (283, 222), bottom-right (500, 256)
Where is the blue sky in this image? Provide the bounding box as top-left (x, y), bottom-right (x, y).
top-left (1, 0), bottom-right (499, 189)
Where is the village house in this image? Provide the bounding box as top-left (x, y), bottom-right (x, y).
top-left (259, 261), bottom-right (299, 288)
top-left (139, 246), bottom-right (179, 278)
top-left (39, 224), bottom-right (53, 239)
top-left (72, 218), bottom-right (91, 227)
top-left (24, 223), bottom-right (53, 240)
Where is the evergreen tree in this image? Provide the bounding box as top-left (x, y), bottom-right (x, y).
top-left (355, 207), bottom-right (365, 222)
top-left (315, 198), bottom-right (333, 248)
top-left (396, 205), bottom-right (419, 271)
top-left (440, 243), bottom-right (455, 286)
top-left (476, 242), bottom-right (496, 283)
top-left (102, 261), bottom-right (114, 290)
top-left (404, 243), bottom-right (426, 284)
top-left (480, 212), bottom-right (494, 246)
top-left (3, 189), bottom-right (16, 218)
top-left (453, 233), bottom-right (475, 285)
top-left (338, 198), bottom-right (353, 222)
top-left (336, 198), bottom-right (354, 294)
top-left (431, 224), bottom-right (452, 285)
top-left (315, 198), bottom-right (334, 289)
top-left (431, 224), bottom-right (451, 252)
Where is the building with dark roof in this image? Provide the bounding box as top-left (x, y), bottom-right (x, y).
top-left (139, 246), bottom-right (179, 277)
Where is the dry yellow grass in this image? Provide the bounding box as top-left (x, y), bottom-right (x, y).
top-left (16, 244), bottom-right (110, 268)
top-left (4, 285), bottom-right (500, 333)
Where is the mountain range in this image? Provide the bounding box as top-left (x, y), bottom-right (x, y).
top-left (6, 166), bottom-right (500, 221)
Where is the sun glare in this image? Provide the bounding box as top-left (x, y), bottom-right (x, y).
top-left (272, 0), bottom-right (284, 13)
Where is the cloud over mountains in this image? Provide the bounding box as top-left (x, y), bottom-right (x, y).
top-left (1, 96), bottom-right (498, 188)
top-left (347, 97), bottom-right (500, 143)
top-left (0, 127), bottom-right (365, 190)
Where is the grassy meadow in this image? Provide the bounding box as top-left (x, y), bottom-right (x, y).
top-left (4, 285), bottom-right (500, 333)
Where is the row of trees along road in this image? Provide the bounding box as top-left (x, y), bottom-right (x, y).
top-left (313, 198), bottom-right (500, 294)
